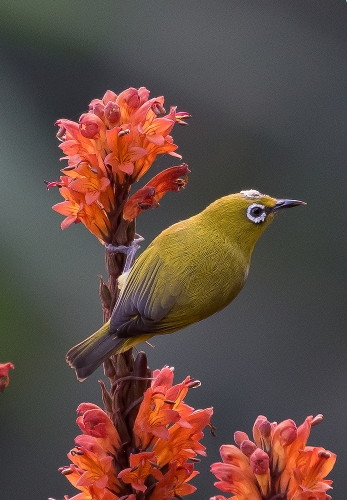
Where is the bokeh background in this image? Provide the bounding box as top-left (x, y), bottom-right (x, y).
top-left (1, 1), bottom-right (346, 498)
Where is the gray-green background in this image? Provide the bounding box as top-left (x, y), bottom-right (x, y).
top-left (1, 1), bottom-right (346, 498)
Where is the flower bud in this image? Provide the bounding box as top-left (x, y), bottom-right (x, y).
top-left (90, 101), bottom-right (105, 120)
top-left (250, 448), bottom-right (269, 475)
top-left (79, 113), bottom-right (101, 139)
top-left (234, 431), bottom-right (249, 446)
top-left (99, 276), bottom-right (112, 311)
top-left (104, 101), bottom-right (121, 124)
top-left (253, 415), bottom-right (272, 451)
top-left (250, 448), bottom-right (271, 497)
top-left (240, 439), bottom-right (257, 457)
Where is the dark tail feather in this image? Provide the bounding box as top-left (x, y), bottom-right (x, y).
top-left (66, 321), bottom-right (126, 381)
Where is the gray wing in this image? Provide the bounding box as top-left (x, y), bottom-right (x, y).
top-left (109, 249), bottom-right (182, 338)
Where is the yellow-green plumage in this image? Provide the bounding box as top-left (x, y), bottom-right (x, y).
top-left (66, 190), bottom-right (305, 380)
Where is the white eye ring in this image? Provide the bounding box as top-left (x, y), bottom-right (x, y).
top-left (247, 203), bottom-right (267, 223)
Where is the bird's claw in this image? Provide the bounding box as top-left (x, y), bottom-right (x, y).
top-left (105, 235), bottom-right (144, 272)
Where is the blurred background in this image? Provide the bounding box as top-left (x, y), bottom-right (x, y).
top-left (0, 1), bottom-right (346, 498)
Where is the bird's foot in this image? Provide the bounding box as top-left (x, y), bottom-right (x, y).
top-left (105, 235), bottom-right (144, 272)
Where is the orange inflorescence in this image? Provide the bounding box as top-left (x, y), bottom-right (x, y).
top-left (0, 362), bottom-right (14, 392)
top-left (59, 367), bottom-right (212, 499)
top-left (48, 87), bottom-right (190, 243)
top-left (210, 414), bottom-right (336, 500)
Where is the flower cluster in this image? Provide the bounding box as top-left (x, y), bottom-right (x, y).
top-left (59, 366), bottom-right (212, 500)
top-left (210, 414), bottom-right (336, 500)
top-left (0, 362), bottom-right (14, 392)
top-left (48, 87), bottom-right (190, 244)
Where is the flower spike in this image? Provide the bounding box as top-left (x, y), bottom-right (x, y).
top-left (210, 414), bottom-right (336, 500)
top-left (58, 361), bottom-right (212, 499)
top-left (49, 87), bottom-right (190, 244)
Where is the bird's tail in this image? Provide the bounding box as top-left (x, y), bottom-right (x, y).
top-left (66, 321), bottom-right (126, 381)
top-left (66, 322), bottom-right (153, 381)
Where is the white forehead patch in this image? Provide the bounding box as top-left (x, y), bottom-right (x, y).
top-left (240, 189), bottom-right (262, 199)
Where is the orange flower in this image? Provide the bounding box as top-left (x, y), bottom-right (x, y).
top-left (123, 164), bottom-right (189, 220)
top-left (68, 162), bottom-right (111, 206)
top-left (105, 124), bottom-right (148, 176)
top-left (134, 365), bottom-right (204, 450)
top-left (210, 414), bottom-right (336, 500)
top-left (133, 386), bottom-right (181, 448)
top-left (0, 362), bottom-right (14, 392)
top-left (49, 87), bottom-right (190, 243)
top-left (118, 452), bottom-right (163, 492)
top-left (150, 461), bottom-right (198, 500)
top-left (76, 403), bottom-right (121, 453)
top-left (52, 186), bottom-right (110, 242)
top-left (60, 406), bottom-right (121, 499)
top-left (58, 366), bottom-right (211, 500)
top-left (60, 421), bottom-right (121, 499)
top-left (154, 407), bottom-right (213, 466)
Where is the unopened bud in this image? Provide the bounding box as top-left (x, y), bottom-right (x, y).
top-left (250, 448), bottom-right (270, 475)
top-left (258, 419), bottom-right (272, 438)
top-left (99, 276), bottom-right (112, 312)
top-left (234, 431), bottom-right (249, 446)
top-left (79, 113), bottom-right (100, 139)
top-left (253, 415), bottom-right (272, 451)
top-left (99, 379), bottom-right (113, 413)
top-left (103, 357), bottom-right (116, 381)
top-left (104, 101), bottom-right (121, 124)
top-left (240, 439), bottom-right (257, 457)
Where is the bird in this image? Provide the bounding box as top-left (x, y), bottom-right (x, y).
top-left (66, 189), bottom-right (306, 380)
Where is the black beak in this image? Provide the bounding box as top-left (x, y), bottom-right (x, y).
top-left (272, 199), bottom-right (306, 212)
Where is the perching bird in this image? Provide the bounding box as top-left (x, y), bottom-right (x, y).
top-left (67, 189), bottom-right (305, 380)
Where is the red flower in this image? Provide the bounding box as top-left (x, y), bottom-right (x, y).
top-left (118, 452), bottom-right (163, 492)
top-left (0, 362), bottom-right (14, 392)
top-left (123, 164), bottom-right (189, 220)
top-left (210, 414), bottom-right (336, 500)
top-left (58, 367), bottom-right (211, 500)
top-left (150, 461), bottom-right (198, 500)
top-left (49, 88), bottom-right (190, 243)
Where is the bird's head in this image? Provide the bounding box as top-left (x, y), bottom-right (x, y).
top-left (205, 189), bottom-right (306, 254)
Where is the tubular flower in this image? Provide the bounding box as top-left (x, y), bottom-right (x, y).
top-left (210, 414), bottom-right (336, 500)
top-left (48, 87), bottom-right (190, 244)
top-left (0, 362), bottom-right (14, 392)
top-left (123, 164), bottom-right (190, 220)
top-left (58, 364), bottom-right (212, 499)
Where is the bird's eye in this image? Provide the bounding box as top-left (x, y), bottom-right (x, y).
top-left (246, 203), bottom-right (267, 224)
